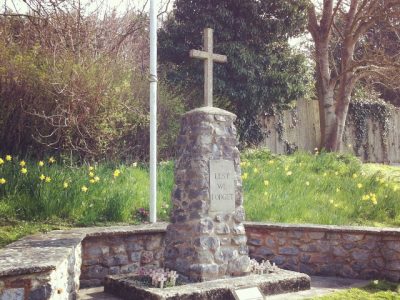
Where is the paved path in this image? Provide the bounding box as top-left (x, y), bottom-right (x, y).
top-left (78, 276), bottom-right (369, 300)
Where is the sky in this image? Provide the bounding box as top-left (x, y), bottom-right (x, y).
top-left (2, 0), bottom-right (306, 49)
top-left (1, 0), bottom-right (173, 15)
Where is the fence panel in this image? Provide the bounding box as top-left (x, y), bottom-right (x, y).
top-left (260, 100), bottom-right (400, 163)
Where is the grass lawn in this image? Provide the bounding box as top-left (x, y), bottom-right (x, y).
top-left (0, 219), bottom-right (70, 248)
top-left (1, 150), bottom-right (400, 248)
top-left (315, 280), bottom-right (400, 299)
top-left (241, 150), bottom-right (400, 227)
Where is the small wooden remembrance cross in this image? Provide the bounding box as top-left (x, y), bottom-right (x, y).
top-left (190, 28), bottom-right (227, 107)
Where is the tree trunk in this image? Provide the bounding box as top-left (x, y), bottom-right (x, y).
top-left (314, 37), bottom-right (340, 151)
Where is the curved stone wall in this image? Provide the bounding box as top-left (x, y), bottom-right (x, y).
top-left (1, 222), bottom-right (400, 299)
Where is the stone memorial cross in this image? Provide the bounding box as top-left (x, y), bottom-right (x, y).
top-left (190, 28), bottom-right (227, 107)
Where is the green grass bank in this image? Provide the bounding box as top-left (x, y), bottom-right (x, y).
top-left (1, 150), bottom-right (400, 247)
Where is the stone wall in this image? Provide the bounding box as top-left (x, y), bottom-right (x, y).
top-left (0, 224), bottom-right (166, 299)
top-left (80, 232), bottom-right (164, 287)
top-left (1, 222), bottom-right (400, 299)
top-left (0, 230), bottom-right (84, 300)
top-left (245, 222), bottom-right (400, 282)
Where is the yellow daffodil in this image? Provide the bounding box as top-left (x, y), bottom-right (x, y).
top-left (362, 195), bottom-right (370, 201)
top-left (0, 178), bottom-right (6, 184)
top-left (89, 166), bottom-right (94, 171)
top-left (45, 176), bottom-right (51, 183)
top-left (113, 169), bottom-right (121, 178)
top-left (81, 185), bottom-right (88, 192)
top-left (264, 180), bottom-right (269, 186)
top-left (286, 171), bottom-right (292, 176)
top-left (5, 155), bottom-right (12, 161)
top-left (305, 181), bottom-right (310, 186)
top-left (94, 176), bottom-right (100, 182)
top-left (19, 160), bottom-right (26, 167)
top-left (0, 158), bottom-right (4, 165)
top-left (21, 168), bottom-right (27, 174)
top-left (329, 199), bottom-right (334, 204)
top-left (241, 172), bottom-right (248, 180)
top-left (38, 161), bottom-right (44, 167)
top-left (63, 182), bottom-right (69, 189)
top-left (284, 166), bottom-right (290, 171)
top-left (372, 198), bottom-right (378, 205)
top-left (132, 162), bottom-right (138, 167)
top-left (39, 174), bottom-right (46, 181)
top-left (336, 188), bottom-right (340, 193)
top-left (49, 157), bottom-right (56, 164)
top-left (253, 168), bottom-right (258, 173)
top-left (352, 173), bottom-right (358, 179)
top-left (89, 172), bottom-right (95, 177)
top-left (89, 179), bottom-right (95, 184)
top-left (357, 183), bottom-right (363, 189)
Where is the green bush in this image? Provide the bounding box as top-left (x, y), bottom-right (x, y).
top-left (0, 42), bottom-right (184, 162)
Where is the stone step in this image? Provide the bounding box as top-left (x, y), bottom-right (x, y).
top-left (78, 276), bottom-right (370, 300)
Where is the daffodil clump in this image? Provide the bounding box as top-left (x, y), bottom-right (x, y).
top-left (240, 149), bottom-right (400, 227)
top-left (1, 149), bottom-right (400, 229)
top-left (0, 154), bottom-right (146, 225)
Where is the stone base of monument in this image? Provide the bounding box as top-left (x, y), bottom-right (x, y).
top-left (104, 270), bottom-right (311, 300)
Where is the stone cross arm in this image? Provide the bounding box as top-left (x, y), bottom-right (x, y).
top-left (189, 49), bottom-right (227, 64)
top-left (190, 28), bottom-right (227, 107)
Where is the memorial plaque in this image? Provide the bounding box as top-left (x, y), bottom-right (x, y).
top-left (233, 287), bottom-right (264, 300)
top-left (210, 159), bottom-right (235, 213)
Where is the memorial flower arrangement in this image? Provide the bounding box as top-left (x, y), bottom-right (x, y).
top-left (136, 267), bottom-right (179, 288)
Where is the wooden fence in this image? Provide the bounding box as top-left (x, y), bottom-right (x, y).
top-left (259, 99), bottom-right (400, 163)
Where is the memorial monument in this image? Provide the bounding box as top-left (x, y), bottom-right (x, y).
top-left (163, 28), bottom-right (251, 281)
top-left (105, 28), bottom-right (311, 300)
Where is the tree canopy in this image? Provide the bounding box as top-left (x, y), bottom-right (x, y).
top-left (159, 0), bottom-right (310, 144)
top-left (308, 0), bottom-right (400, 151)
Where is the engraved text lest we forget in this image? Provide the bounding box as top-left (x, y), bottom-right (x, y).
top-left (209, 160), bottom-right (235, 213)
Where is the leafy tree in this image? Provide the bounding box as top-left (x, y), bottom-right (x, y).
top-left (159, 0), bottom-right (310, 144)
top-left (307, 0), bottom-right (400, 151)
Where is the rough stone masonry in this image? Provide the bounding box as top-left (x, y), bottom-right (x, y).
top-left (164, 106), bottom-right (251, 281)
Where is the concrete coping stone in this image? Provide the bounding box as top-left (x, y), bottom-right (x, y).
top-left (1, 221), bottom-right (399, 277)
top-left (81, 222), bottom-right (168, 237)
top-left (185, 106), bottom-right (236, 118)
top-left (244, 221), bottom-right (400, 236)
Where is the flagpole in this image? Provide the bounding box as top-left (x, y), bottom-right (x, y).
top-left (149, 0), bottom-right (157, 223)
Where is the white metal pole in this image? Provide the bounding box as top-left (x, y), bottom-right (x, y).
top-left (149, 0), bottom-right (158, 223)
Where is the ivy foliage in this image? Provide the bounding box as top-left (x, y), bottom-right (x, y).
top-left (158, 0), bottom-right (310, 145)
top-left (348, 86), bottom-right (395, 161)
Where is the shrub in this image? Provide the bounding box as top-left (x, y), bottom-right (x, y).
top-left (0, 43), bottom-right (184, 162)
